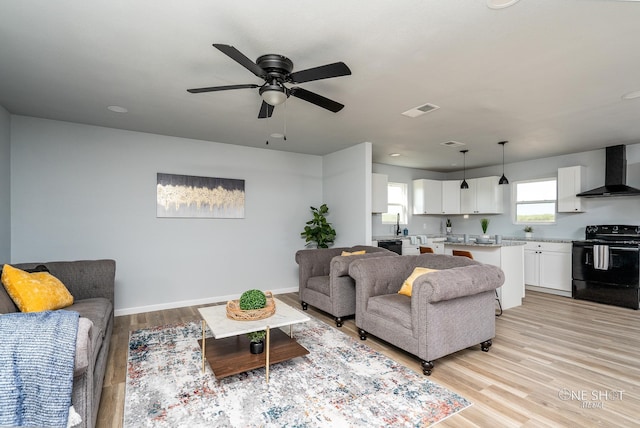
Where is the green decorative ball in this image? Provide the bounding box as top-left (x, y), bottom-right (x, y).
top-left (239, 289), bottom-right (267, 310)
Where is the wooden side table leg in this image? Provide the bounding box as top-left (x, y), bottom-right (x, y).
top-left (265, 326), bottom-right (270, 383)
top-left (202, 320), bottom-right (205, 373)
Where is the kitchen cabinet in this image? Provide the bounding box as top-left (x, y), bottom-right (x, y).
top-left (441, 180), bottom-right (461, 214)
top-left (372, 173), bottom-right (388, 213)
top-left (425, 237), bottom-right (446, 254)
top-left (413, 179), bottom-right (442, 214)
top-left (460, 176), bottom-right (504, 214)
top-left (413, 179), bottom-right (460, 214)
top-left (557, 166), bottom-right (585, 213)
top-left (524, 241), bottom-right (572, 295)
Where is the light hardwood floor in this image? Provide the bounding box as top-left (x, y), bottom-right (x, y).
top-left (97, 291), bottom-right (640, 427)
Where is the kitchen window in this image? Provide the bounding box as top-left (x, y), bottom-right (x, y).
top-left (382, 182), bottom-right (408, 224)
top-left (514, 178), bottom-right (557, 224)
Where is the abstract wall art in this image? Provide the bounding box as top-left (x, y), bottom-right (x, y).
top-left (156, 173), bottom-right (245, 218)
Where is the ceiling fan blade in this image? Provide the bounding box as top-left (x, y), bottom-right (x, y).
top-left (288, 62), bottom-right (351, 84)
top-left (289, 87), bottom-right (344, 113)
top-left (187, 84), bottom-right (259, 94)
top-left (258, 101), bottom-right (274, 119)
top-left (212, 44), bottom-right (266, 78)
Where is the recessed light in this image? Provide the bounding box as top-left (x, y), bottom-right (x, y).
top-left (622, 90), bottom-right (640, 100)
top-left (487, 0), bottom-right (521, 9)
top-left (107, 105), bottom-right (128, 113)
top-left (389, 153), bottom-right (401, 157)
top-left (270, 133), bottom-right (284, 138)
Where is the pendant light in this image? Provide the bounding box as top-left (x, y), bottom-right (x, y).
top-left (498, 141), bottom-right (509, 185)
top-left (460, 149), bottom-right (469, 189)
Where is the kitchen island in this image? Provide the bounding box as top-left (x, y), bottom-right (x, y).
top-left (445, 240), bottom-right (526, 310)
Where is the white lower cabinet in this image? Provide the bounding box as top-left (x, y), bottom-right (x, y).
top-left (524, 241), bottom-right (572, 295)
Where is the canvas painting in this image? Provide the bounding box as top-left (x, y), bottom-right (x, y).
top-left (156, 173), bottom-right (245, 218)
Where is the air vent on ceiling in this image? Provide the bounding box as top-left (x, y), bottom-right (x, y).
top-left (440, 141), bottom-right (466, 148)
top-left (401, 103), bottom-right (440, 118)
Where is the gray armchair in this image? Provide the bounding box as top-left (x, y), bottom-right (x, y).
top-left (349, 253), bottom-right (504, 375)
top-left (295, 245), bottom-right (398, 326)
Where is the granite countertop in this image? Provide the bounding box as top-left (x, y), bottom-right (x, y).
top-left (443, 240), bottom-right (526, 248)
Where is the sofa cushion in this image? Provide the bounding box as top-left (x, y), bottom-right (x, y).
top-left (1, 264), bottom-right (74, 312)
top-left (398, 267), bottom-right (439, 297)
top-left (67, 297), bottom-right (113, 341)
top-left (306, 275), bottom-right (330, 296)
top-left (0, 286), bottom-right (18, 314)
top-left (368, 294), bottom-right (412, 330)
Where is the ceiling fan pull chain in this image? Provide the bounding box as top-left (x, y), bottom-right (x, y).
top-left (284, 99), bottom-right (287, 141)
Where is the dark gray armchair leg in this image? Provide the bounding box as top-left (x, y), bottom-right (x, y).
top-left (421, 360), bottom-right (434, 376)
top-left (358, 328), bottom-right (367, 340)
top-left (301, 302), bottom-right (308, 310)
top-left (335, 317), bottom-right (343, 327)
top-left (481, 339), bottom-right (492, 352)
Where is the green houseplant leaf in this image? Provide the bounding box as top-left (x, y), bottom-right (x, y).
top-left (480, 218), bottom-right (490, 234)
top-left (300, 204), bottom-right (337, 248)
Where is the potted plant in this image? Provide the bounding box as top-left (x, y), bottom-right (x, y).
top-left (524, 225), bottom-right (533, 239)
top-left (445, 218), bottom-right (452, 234)
top-left (300, 204), bottom-right (337, 248)
top-left (480, 218), bottom-right (490, 238)
top-left (247, 330), bottom-right (267, 354)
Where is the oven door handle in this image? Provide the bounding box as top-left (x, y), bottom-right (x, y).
top-left (609, 247), bottom-right (640, 252)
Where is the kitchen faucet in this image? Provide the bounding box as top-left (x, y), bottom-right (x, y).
top-left (396, 213), bottom-right (401, 236)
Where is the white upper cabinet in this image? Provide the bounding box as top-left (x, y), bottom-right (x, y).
top-left (460, 176), bottom-right (504, 214)
top-left (413, 179), bottom-right (442, 214)
top-left (372, 173), bottom-right (388, 213)
top-left (413, 179), bottom-right (460, 214)
top-left (441, 180), bottom-right (461, 214)
top-left (557, 166), bottom-right (585, 213)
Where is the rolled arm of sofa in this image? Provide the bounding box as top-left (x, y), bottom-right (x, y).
top-left (412, 264), bottom-right (505, 303)
top-left (296, 248), bottom-right (346, 275)
top-left (330, 250), bottom-right (398, 277)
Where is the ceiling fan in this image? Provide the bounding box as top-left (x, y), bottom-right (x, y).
top-left (187, 44), bottom-right (351, 118)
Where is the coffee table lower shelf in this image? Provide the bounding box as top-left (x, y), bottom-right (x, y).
top-left (197, 328), bottom-right (309, 380)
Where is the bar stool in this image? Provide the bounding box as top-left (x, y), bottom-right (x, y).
top-left (452, 250), bottom-right (502, 317)
top-left (420, 246), bottom-right (434, 254)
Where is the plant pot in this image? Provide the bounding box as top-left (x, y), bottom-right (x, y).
top-left (250, 340), bottom-right (264, 354)
top-left (446, 227), bottom-right (452, 233)
top-left (525, 232), bottom-right (533, 239)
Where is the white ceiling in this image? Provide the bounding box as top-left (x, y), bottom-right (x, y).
top-left (2, 0), bottom-right (640, 172)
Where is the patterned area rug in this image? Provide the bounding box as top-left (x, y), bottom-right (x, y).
top-left (124, 318), bottom-right (471, 427)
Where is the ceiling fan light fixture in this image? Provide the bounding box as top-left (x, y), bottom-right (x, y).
top-left (498, 141), bottom-right (509, 185)
top-left (259, 84), bottom-right (287, 106)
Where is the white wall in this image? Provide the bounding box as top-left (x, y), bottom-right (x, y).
top-left (10, 116), bottom-right (323, 314)
top-left (0, 106), bottom-right (10, 261)
top-left (323, 142), bottom-right (372, 246)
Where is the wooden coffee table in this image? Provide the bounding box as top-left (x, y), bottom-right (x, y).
top-left (197, 297), bottom-right (310, 382)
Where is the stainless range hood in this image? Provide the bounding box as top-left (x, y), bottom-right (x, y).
top-left (577, 145), bottom-right (640, 197)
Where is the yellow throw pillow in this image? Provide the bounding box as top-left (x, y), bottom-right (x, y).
top-left (398, 267), bottom-right (439, 297)
top-left (341, 250), bottom-right (366, 256)
top-left (1, 264), bottom-right (74, 312)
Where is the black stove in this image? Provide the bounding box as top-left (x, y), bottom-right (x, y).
top-left (572, 225), bottom-right (640, 309)
top-left (579, 225), bottom-right (640, 246)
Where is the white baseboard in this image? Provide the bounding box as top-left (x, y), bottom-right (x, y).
top-left (114, 286), bottom-right (299, 316)
top-left (525, 285), bottom-right (571, 298)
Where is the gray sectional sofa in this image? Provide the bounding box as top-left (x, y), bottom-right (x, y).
top-left (0, 259), bottom-right (115, 428)
top-left (349, 253), bottom-right (504, 375)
